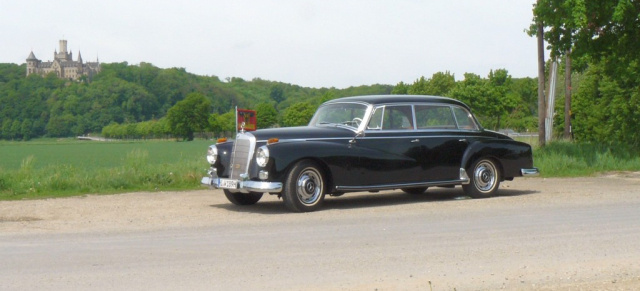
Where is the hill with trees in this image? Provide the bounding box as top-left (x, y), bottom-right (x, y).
top-left (1, 61), bottom-right (540, 141)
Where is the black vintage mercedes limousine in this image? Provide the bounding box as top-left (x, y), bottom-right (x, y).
top-left (202, 95), bottom-right (539, 212)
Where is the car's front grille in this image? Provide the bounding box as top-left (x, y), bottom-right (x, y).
top-left (229, 133), bottom-right (256, 180)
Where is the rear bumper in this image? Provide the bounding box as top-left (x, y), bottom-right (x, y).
top-left (520, 168), bottom-right (540, 177)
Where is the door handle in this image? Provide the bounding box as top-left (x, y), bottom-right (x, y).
top-left (411, 139), bottom-right (420, 143)
top-left (459, 139), bottom-right (467, 143)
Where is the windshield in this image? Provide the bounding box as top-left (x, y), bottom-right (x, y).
top-left (309, 102), bottom-right (368, 129)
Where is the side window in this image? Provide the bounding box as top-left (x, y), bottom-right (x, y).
top-left (452, 106), bottom-right (478, 130)
top-left (415, 105), bottom-right (456, 129)
top-left (382, 105), bottom-right (413, 130)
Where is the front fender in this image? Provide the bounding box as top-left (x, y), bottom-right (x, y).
top-left (259, 139), bottom-right (355, 186)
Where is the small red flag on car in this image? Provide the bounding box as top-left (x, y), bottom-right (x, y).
top-left (237, 109), bottom-right (257, 131)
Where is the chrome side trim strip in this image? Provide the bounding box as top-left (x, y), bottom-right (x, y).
top-left (335, 167), bottom-right (471, 191)
top-left (335, 180), bottom-right (466, 192)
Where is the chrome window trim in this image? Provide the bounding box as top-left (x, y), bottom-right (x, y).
top-left (363, 102), bottom-right (482, 133)
top-left (257, 134), bottom-right (486, 143)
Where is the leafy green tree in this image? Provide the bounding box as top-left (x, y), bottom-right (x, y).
top-left (408, 76), bottom-right (429, 95)
top-left (391, 81), bottom-right (409, 94)
top-left (10, 120), bottom-right (21, 140)
top-left (255, 103), bottom-right (278, 129)
top-left (450, 73), bottom-right (487, 112)
top-left (532, 0), bottom-right (640, 65)
top-left (485, 69), bottom-right (518, 129)
top-left (1, 119), bottom-right (11, 139)
top-left (532, 0), bottom-right (640, 146)
top-left (166, 92), bottom-right (211, 141)
top-left (427, 71), bottom-right (456, 96)
top-left (407, 72), bottom-right (456, 96)
top-left (270, 84), bottom-right (285, 103)
top-left (317, 91), bottom-right (336, 105)
top-left (209, 111), bottom-right (236, 137)
top-left (46, 114), bottom-right (75, 137)
top-left (282, 102), bottom-right (315, 127)
top-left (450, 71), bottom-right (517, 130)
top-left (21, 119), bottom-right (33, 141)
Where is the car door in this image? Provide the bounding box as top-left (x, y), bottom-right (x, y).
top-left (348, 105), bottom-right (425, 186)
top-left (413, 105), bottom-right (471, 181)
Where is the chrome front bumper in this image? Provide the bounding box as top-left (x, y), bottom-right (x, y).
top-left (201, 168), bottom-right (282, 193)
top-left (521, 168), bottom-right (540, 177)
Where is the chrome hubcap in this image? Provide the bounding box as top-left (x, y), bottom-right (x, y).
top-left (296, 168), bottom-right (323, 205)
top-left (473, 161), bottom-right (496, 192)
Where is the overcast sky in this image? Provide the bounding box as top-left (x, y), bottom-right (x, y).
top-left (1, 0), bottom-right (541, 89)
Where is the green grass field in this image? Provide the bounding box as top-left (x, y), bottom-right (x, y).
top-left (1, 138), bottom-right (639, 201)
top-left (0, 138), bottom-right (215, 200)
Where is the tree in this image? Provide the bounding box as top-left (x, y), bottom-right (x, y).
top-left (391, 82), bottom-right (409, 94)
top-left (532, 0), bottom-right (640, 146)
top-left (166, 92), bottom-right (211, 141)
top-left (450, 70), bottom-right (517, 130)
top-left (427, 71), bottom-right (456, 96)
top-left (269, 84), bottom-right (285, 103)
top-left (408, 76), bottom-right (429, 95)
top-left (282, 102), bottom-right (315, 127)
top-left (407, 72), bottom-right (456, 96)
top-left (21, 119), bottom-right (33, 141)
top-left (255, 103), bottom-right (278, 129)
top-left (1, 119), bottom-right (12, 140)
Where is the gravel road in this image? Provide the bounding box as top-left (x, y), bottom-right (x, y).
top-left (1, 173), bottom-right (640, 290)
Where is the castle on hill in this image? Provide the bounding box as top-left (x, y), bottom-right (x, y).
top-left (26, 40), bottom-right (101, 81)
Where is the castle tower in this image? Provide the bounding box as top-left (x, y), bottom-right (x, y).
top-left (59, 40), bottom-right (67, 53)
top-left (26, 51), bottom-right (39, 76)
top-left (55, 39), bottom-right (71, 61)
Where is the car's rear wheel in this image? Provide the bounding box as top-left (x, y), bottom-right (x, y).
top-left (401, 187), bottom-right (428, 195)
top-left (463, 158), bottom-right (500, 198)
top-left (223, 189), bottom-right (263, 205)
top-left (282, 160), bottom-right (326, 212)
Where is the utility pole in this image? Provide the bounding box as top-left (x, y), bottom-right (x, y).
top-left (564, 49), bottom-right (572, 140)
top-left (537, 19), bottom-right (546, 147)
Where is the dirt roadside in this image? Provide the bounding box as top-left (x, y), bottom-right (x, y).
top-left (2, 173), bottom-right (640, 290)
top-left (1, 172), bottom-right (640, 235)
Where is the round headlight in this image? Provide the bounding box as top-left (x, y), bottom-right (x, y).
top-left (256, 146), bottom-right (269, 167)
top-left (206, 145), bottom-right (218, 164)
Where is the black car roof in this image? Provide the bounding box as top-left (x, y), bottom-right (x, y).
top-left (324, 95), bottom-right (470, 110)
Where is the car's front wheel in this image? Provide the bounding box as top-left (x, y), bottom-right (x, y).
top-left (282, 160), bottom-right (326, 212)
top-left (463, 158), bottom-right (501, 198)
top-left (223, 189), bottom-right (263, 205)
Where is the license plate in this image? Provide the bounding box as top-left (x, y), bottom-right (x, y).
top-left (219, 179), bottom-right (239, 189)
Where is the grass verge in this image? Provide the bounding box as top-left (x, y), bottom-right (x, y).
top-left (534, 141), bottom-right (640, 177)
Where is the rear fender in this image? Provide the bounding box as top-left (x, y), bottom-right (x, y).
top-left (461, 140), bottom-right (533, 179)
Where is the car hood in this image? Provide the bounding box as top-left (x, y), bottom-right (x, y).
top-left (248, 126), bottom-right (356, 141)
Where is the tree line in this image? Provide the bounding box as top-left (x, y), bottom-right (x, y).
top-left (0, 62), bottom-right (392, 141)
top-left (1, 61), bottom-right (542, 142)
